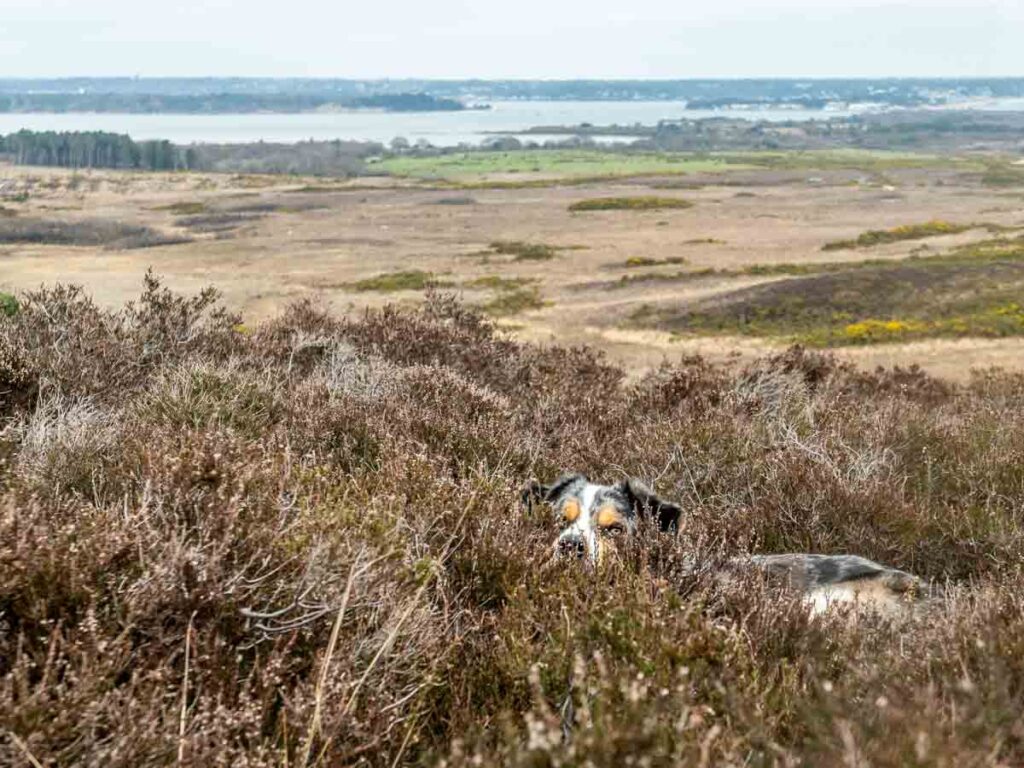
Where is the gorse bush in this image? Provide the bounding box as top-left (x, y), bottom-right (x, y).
top-left (3, 280), bottom-right (1024, 765)
top-left (821, 219), bottom-right (979, 251)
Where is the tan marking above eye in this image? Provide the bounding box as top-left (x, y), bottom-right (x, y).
top-left (596, 506), bottom-right (624, 529)
top-left (563, 499), bottom-right (581, 523)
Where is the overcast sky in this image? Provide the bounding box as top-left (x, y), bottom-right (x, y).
top-left (2, 0), bottom-right (1022, 79)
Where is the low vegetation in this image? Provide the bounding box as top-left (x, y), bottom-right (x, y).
top-left (166, 199), bottom-right (326, 236)
top-left (616, 261), bottom-right (833, 286)
top-left (5, 280), bottom-right (1024, 765)
top-left (438, 174), bottom-right (631, 191)
top-left (632, 236), bottom-right (1024, 345)
top-left (154, 201), bottom-right (209, 215)
top-left (980, 161), bottom-right (1024, 187)
top-left (822, 219), bottom-right (980, 250)
top-left (487, 240), bottom-right (560, 261)
top-left (618, 234), bottom-right (1024, 287)
top-left (378, 149), bottom-right (745, 182)
top-left (470, 241), bottom-right (586, 262)
top-left (0, 217), bottom-right (191, 249)
top-left (621, 255), bottom-right (688, 268)
top-left (715, 148), bottom-right (966, 172)
top-left (344, 269), bottom-right (453, 292)
top-left (465, 276), bottom-right (546, 317)
top-left (465, 275), bottom-right (537, 291)
top-left (478, 285), bottom-right (547, 316)
top-left (430, 195), bottom-right (477, 205)
top-left (0, 292), bottom-right (17, 317)
top-left (175, 212), bottom-right (264, 235)
top-left (569, 196), bottom-right (694, 212)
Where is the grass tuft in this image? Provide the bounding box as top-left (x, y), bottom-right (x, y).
top-left (622, 256), bottom-right (688, 268)
top-left (153, 201), bottom-right (209, 215)
top-left (466, 275), bottom-right (537, 291)
top-left (479, 286), bottom-right (547, 316)
top-left (487, 240), bottom-right (560, 261)
top-left (569, 196), bottom-right (694, 212)
top-left (344, 270), bottom-right (453, 292)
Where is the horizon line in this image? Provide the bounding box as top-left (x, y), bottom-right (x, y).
top-left (4, 75), bottom-right (1024, 82)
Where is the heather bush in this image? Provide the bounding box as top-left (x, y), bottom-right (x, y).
top-left (3, 278), bottom-right (1024, 766)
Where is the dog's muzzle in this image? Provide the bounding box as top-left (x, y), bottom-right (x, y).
top-left (556, 533), bottom-right (607, 565)
top-left (558, 534), bottom-right (587, 559)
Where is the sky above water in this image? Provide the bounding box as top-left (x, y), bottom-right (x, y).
top-left (2, 0), bottom-right (1022, 79)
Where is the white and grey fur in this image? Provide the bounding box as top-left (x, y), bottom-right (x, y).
top-left (523, 472), bottom-right (924, 615)
top-left (522, 472), bottom-right (681, 563)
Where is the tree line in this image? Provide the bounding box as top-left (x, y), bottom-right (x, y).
top-left (0, 130), bottom-right (383, 176)
top-left (0, 130), bottom-right (186, 170)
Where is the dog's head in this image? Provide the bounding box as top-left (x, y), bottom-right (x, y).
top-left (522, 473), bottom-right (682, 564)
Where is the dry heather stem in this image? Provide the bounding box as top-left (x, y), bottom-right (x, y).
top-left (299, 554), bottom-right (362, 768)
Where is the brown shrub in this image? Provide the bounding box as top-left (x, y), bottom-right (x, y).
top-left (3, 278), bottom-right (1024, 766)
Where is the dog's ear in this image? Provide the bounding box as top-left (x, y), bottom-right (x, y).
top-left (621, 478), bottom-right (682, 532)
top-left (521, 473), bottom-right (586, 512)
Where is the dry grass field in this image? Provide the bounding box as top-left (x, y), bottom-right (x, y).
top-left (1, 155), bottom-right (1023, 382)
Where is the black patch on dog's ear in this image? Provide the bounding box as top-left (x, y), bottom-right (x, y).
top-left (521, 473), bottom-right (586, 511)
top-left (620, 478), bottom-right (682, 532)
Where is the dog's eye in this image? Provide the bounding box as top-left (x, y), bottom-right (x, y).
top-left (596, 506), bottom-right (622, 529)
top-left (602, 522), bottom-right (626, 536)
top-left (563, 499), bottom-right (581, 523)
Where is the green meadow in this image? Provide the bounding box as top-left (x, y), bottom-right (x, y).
top-left (376, 149), bottom-right (752, 181)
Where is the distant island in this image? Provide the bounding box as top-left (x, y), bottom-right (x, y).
top-left (0, 91), bottom-right (472, 114)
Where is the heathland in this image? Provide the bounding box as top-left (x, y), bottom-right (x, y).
top-left (5, 277), bottom-right (1024, 764)
top-left (2, 145), bottom-right (1023, 380)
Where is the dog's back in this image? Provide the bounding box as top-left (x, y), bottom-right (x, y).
top-left (741, 553), bottom-right (924, 615)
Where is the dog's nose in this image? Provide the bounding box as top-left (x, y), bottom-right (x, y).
top-left (558, 536), bottom-right (587, 559)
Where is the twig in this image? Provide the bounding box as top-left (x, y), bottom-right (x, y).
top-left (698, 724), bottom-right (722, 768)
top-left (5, 729), bottom-right (44, 768)
top-left (340, 580), bottom-right (429, 718)
top-left (388, 710), bottom-right (421, 768)
top-left (178, 610), bottom-right (197, 765)
top-left (299, 553), bottom-right (362, 768)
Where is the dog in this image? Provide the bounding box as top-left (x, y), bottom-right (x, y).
top-left (523, 473), bottom-right (924, 616)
